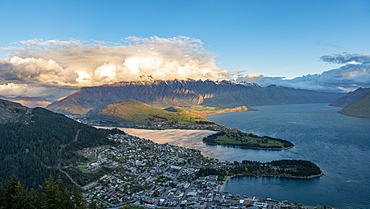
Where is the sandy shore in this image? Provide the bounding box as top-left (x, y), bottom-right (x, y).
top-left (96, 126), bottom-right (217, 145)
top-left (219, 175), bottom-right (234, 191)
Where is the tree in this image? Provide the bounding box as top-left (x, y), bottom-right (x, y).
top-left (41, 174), bottom-right (73, 209)
top-left (72, 183), bottom-right (86, 209)
top-left (1, 174), bottom-right (37, 208)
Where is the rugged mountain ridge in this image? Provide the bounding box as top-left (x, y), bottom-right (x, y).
top-left (338, 91), bottom-right (370, 118)
top-left (0, 99), bottom-right (31, 124)
top-left (47, 79), bottom-right (343, 115)
top-left (329, 87), bottom-right (370, 107)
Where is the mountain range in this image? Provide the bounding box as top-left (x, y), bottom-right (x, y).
top-left (47, 80), bottom-right (343, 115)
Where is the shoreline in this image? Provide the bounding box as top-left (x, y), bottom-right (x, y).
top-left (204, 142), bottom-right (294, 151)
top-left (219, 172), bottom-right (324, 192)
top-left (97, 126), bottom-right (323, 180)
top-left (98, 126), bottom-right (294, 151)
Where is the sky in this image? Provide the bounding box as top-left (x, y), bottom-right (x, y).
top-left (0, 0), bottom-right (369, 106)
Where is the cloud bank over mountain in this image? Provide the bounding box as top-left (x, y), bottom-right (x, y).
top-left (236, 53), bottom-right (370, 93)
top-left (0, 36), bottom-right (228, 101)
top-left (0, 36), bottom-right (369, 105)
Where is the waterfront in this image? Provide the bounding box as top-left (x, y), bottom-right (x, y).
top-left (205, 103), bottom-right (370, 208)
top-left (118, 103), bottom-right (370, 208)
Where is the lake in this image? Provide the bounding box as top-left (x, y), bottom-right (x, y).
top-left (204, 103), bottom-right (370, 208)
top-left (116, 103), bottom-right (370, 208)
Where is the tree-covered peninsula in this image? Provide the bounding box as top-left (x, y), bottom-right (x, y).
top-left (202, 131), bottom-right (294, 150)
top-left (198, 159), bottom-right (323, 179)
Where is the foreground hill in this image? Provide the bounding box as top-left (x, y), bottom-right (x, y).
top-left (0, 99), bottom-right (122, 190)
top-left (338, 91), bottom-right (370, 118)
top-left (329, 87), bottom-right (370, 107)
top-left (47, 80), bottom-right (342, 115)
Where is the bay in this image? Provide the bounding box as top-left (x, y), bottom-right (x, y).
top-left (204, 103), bottom-right (370, 208)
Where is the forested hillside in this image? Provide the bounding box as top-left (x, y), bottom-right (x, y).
top-left (0, 174), bottom-right (102, 208)
top-left (0, 100), bottom-right (123, 190)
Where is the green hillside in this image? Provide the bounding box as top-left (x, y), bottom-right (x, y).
top-left (164, 105), bottom-right (251, 117)
top-left (88, 99), bottom-right (206, 126)
top-left (87, 100), bottom-right (252, 128)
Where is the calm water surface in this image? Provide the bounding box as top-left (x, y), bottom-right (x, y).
top-left (202, 103), bottom-right (370, 208)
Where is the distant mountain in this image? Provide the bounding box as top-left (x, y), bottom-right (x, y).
top-left (0, 99), bottom-right (122, 190)
top-left (329, 87), bottom-right (370, 107)
top-left (338, 91), bottom-right (370, 119)
top-left (0, 99), bottom-right (31, 124)
top-left (0, 95), bottom-right (51, 107)
top-left (47, 80), bottom-right (343, 115)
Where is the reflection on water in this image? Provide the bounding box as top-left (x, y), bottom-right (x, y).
top-left (111, 128), bottom-right (216, 145)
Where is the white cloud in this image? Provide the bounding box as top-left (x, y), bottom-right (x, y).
top-left (320, 53), bottom-right (370, 64)
top-left (17, 38), bottom-right (82, 47)
top-left (0, 83), bottom-right (48, 98)
top-left (0, 36), bottom-right (228, 102)
top-left (236, 58), bottom-right (370, 93)
top-left (2, 39), bottom-right (370, 104)
top-left (1, 36), bottom-right (227, 86)
top-left (0, 83), bottom-right (75, 100)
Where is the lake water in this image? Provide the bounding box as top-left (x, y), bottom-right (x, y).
top-left (203, 103), bottom-right (370, 208)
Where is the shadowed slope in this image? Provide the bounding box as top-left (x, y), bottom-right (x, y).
top-left (47, 80), bottom-right (342, 115)
top-left (338, 91), bottom-right (370, 118)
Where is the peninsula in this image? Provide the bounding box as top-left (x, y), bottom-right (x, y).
top-left (203, 131), bottom-right (294, 150)
top-left (86, 99), bottom-right (294, 150)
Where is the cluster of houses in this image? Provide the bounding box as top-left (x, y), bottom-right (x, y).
top-left (79, 133), bottom-right (318, 209)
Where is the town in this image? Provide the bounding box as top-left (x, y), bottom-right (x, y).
top-left (79, 133), bottom-right (323, 209)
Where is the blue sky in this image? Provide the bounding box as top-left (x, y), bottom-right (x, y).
top-left (0, 0), bottom-right (369, 104)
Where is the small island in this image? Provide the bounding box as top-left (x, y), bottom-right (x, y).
top-left (203, 130), bottom-right (294, 150)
